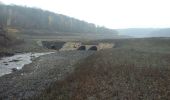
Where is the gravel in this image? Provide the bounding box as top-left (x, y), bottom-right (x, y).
top-left (0, 51), bottom-right (95, 100)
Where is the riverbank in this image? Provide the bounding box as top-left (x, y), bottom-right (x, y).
top-left (1, 38), bottom-right (170, 100)
top-left (0, 52), bottom-right (54, 77)
top-left (0, 51), bottom-right (95, 100)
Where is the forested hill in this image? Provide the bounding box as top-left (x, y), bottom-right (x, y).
top-left (0, 4), bottom-right (117, 34)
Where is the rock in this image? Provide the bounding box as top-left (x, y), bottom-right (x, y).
top-left (0, 52), bottom-right (14, 57)
top-left (60, 42), bottom-right (82, 51)
top-left (11, 68), bottom-right (18, 72)
top-left (4, 63), bottom-right (8, 65)
top-left (9, 59), bottom-right (20, 62)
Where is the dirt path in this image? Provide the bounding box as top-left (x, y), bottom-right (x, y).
top-left (0, 51), bottom-right (95, 100)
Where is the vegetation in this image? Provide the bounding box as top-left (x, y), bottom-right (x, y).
top-left (0, 25), bottom-right (22, 47)
top-left (0, 4), bottom-right (117, 34)
top-left (0, 25), bottom-right (45, 55)
top-left (33, 38), bottom-right (170, 100)
top-left (1, 3), bottom-right (170, 100)
top-left (0, 4), bottom-right (117, 55)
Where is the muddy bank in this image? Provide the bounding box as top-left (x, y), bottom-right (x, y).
top-left (0, 51), bottom-right (95, 100)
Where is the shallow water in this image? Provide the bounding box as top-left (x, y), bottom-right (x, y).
top-left (0, 52), bottom-right (53, 77)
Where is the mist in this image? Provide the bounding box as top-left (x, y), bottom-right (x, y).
top-left (117, 28), bottom-right (170, 38)
top-left (1, 0), bottom-right (170, 29)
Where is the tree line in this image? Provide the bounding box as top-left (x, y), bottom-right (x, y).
top-left (0, 4), bottom-right (117, 34)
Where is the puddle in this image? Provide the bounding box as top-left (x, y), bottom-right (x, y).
top-left (0, 52), bottom-right (54, 77)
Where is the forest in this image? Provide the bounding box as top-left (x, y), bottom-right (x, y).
top-left (0, 4), bottom-right (117, 34)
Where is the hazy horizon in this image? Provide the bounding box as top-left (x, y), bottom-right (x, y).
top-left (1, 0), bottom-right (170, 29)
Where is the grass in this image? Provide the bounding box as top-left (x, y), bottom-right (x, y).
top-left (31, 38), bottom-right (170, 100)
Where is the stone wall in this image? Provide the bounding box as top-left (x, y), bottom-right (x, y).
top-left (59, 42), bottom-right (82, 51)
top-left (98, 43), bottom-right (115, 50)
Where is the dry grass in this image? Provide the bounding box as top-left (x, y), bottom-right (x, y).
top-left (33, 50), bottom-right (170, 100)
top-left (33, 38), bottom-right (170, 100)
top-left (0, 30), bottom-right (23, 47)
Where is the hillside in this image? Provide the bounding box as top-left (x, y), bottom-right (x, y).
top-left (1, 1), bottom-right (170, 100)
top-left (117, 28), bottom-right (158, 38)
top-left (117, 28), bottom-right (170, 38)
top-left (150, 28), bottom-right (170, 37)
top-left (0, 4), bottom-right (117, 35)
top-left (0, 26), bottom-right (22, 47)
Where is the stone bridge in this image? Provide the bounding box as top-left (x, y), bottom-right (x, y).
top-left (76, 45), bottom-right (97, 51)
top-left (41, 41), bottom-right (114, 51)
top-left (59, 42), bottom-right (114, 51)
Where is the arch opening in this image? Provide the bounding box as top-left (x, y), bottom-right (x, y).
top-left (51, 45), bottom-right (56, 49)
top-left (77, 46), bottom-right (86, 50)
top-left (88, 46), bottom-right (97, 51)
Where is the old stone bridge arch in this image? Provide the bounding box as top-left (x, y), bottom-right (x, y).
top-left (77, 45), bottom-right (98, 51)
top-left (88, 46), bottom-right (98, 51)
top-left (77, 45), bottom-right (86, 50)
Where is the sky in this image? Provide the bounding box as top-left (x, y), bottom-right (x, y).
top-left (1, 0), bottom-right (170, 29)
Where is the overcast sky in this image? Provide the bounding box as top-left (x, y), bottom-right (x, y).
top-left (1, 0), bottom-right (170, 29)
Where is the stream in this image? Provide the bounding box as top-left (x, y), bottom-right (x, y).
top-left (0, 52), bottom-right (53, 77)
